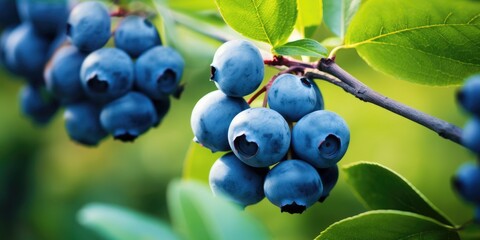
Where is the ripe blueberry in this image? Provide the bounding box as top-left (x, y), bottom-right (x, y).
top-left (317, 165), bottom-right (339, 202)
top-left (114, 15), bottom-right (161, 58)
top-left (452, 162), bottom-right (480, 204)
top-left (264, 160), bottom-right (323, 214)
top-left (0, 1), bottom-right (20, 27)
top-left (267, 74), bottom-right (319, 122)
top-left (64, 101), bottom-right (108, 146)
top-left (135, 46), bottom-right (184, 99)
top-left (461, 118), bottom-right (480, 154)
top-left (16, 0), bottom-right (69, 37)
top-left (100, 92), bottom-right (157, 142)
top-left (457, 74), bottom-right (480, 117)
top-left (292, 110), bottom-right (350, 168)
top-left (66, 1), bottom-right (111, 52)
top-left (312, 80), bottom-right (325, 111)
top-left (80, 48), bottom-right (134, 103)
top-left (3, 23), bottom-right (51, 79)
top-left (191, 90), bottom-right (249, 152)
top-left (152, 97), bottom-right (170, 128)
top-left (19, 84), bottom-right (60, 126)
top-left (210, 40), bottom-right (264, 97)
top-left (209, 152), bottom-right (268, 207)
top-left (45, 45), bottom-right (86, 104)
top-left (228, 108), bottom-right (290, 167)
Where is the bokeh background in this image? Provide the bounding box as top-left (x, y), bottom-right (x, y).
top-left (0, 1), bottom-right (474, 239)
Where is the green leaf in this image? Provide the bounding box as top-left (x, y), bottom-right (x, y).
top-left (343, 162), bottom-right (453, 225)
top-left (323, 0), bottom-right (362, 40)
top-left (345, 0), bottom-right (480, 86)
top-left (214, 0), bottom-right (298, 47)
top-left (182, 142), bottom-right (223, 183)
top-left (78, 203), bottom-right (180, 240)
top-left (296, 0), bottom-right (323, 37)
top-left (459, 222), bottom-right (480, 240)
top-left (167, 180), bottom-right (269, 240)
top-left (152, 0), bottom-right (179, 48)
top-left (317, 210), bottom-right (460, 240)
top-left (273, 39), bottom-right (328, 57)
top-left (165, 0), bottom-right (217, 12)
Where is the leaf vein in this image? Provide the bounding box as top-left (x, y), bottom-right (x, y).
top-left (250, 0), bottom-right (272, 45)
top-left (350, 22), bottom-right (480, 46)
top-left (363, 41), bottom-right (480, 68)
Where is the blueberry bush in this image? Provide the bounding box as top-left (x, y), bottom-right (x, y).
top-left (0, 0), bottom-right (479, 239)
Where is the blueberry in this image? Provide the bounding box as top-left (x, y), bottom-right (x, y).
top-left (135, 46), bottom-right (184, 99)
top-left (292, 110), bottom-right (350, 168)
top-left (264, 160), bottom-right (323, 214)
top-left (67, 1), bottom-right (111, 52)
top-left (0, 1), bottom-right (20, 27)
top-left (3, 23), bottom-right (52, 79)
top-left (317, 165), bottom-right (339, 202)
top-left (210, 40), bottom-right (264, 97)
top-left (191, 90), bottom-right (249, 152)
top-left (0, 27), bottom-right (16, 72)
top-left (267, 74), bottom-right (319, 122)
top-left (458, 74), bottom-right (480, 117)
top-left (152, 97), bottom-right (170, 127)
top-left (19, 84), bottom-right (60, 126)
top-left (45, 45), bottom-right (86, 104)
top-left (64, 101), bottom-right (108, 146)
top-left (16, 0), bottom-right (69, 37)
top-left (80, 48), bottom-right (134, 103)
top-left (209, 152), bottom-right (268, 207)
top-left (114, 15), bottom-right (161, 58)
top-left (462, 118), bottom-right (480, 154)
top-left (228, 107), bottom-right (290, 167)
top-left (100, 92), bottom-right (157, 142)
top-left (452, 162), bottom-right (480, 204)
top-left (311, 80), bottom-right (325, 111)
top-left (46, 31), bottom-right (68, 60)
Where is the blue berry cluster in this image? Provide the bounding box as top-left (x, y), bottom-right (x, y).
top-left (0, 1), bottom-right (184, 146)
top-left (453, 74), bottom-right (480, 221)
top-left (191, 40), bottom-right (350, 214)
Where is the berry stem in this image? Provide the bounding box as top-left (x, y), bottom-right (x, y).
top-left (312, 58), bottom-right (463, 146)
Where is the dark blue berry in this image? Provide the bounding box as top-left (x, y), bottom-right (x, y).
top-left (135, 46), bottom-right (184, 99)
top-left (152, 97), bottom-right (170, 127)
top-left (45, 45), bottom-right (86, 104)
top-left (317, 165), bottom-right (339, 202)
top-left (292, 110), bottom-right (350, 168)
top-left (80, 48), bottom-right (134, 103)
top-left (210, 40), bottom-right (264, 97)
top-left (100, 92), bottom-right (157, 142)
top-left (264, 160), bottom-right (323, 214)
top-left (3, 23), bottom-right (51, 79)
top-left (17, 0), bottom-right (69, 37)
top-left (0, 1), bottom-right (20, 27)
top-left (191, 90), bottom-right (249, 152)
top-left (228, 108), bottom-right (290, 167)
top-left (64, 101), bottom-right (108, 146)
top-left (19, 84), bottom-right (60, 126)
top-left (67, 1), bottom-right (111, 52)
top-left (114, 15), bottom-right (161, 58)
top-left (268, 74), bottom-right (319, 122)
top-left (457, 74), bottom-right (480, 117)
top-left (462, 118), bottom-right (480, 154)
top-left (452, 162), bottom-right (480, 204)
top-left (209, 152), bottom-right (268, 207)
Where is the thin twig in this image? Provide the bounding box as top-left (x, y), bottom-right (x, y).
top-left (314, 58), bottom-right (463, 146)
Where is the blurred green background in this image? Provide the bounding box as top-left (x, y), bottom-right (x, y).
top-left (0, 3), bottom-right (475, 240)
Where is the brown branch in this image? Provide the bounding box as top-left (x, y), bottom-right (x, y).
top-left (312, 58), bottom-right (463, 146)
